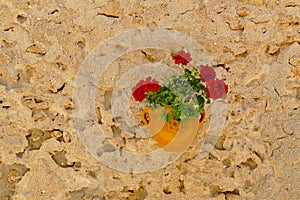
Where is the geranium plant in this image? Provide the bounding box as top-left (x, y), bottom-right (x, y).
top-left (132, 50), bottom-right (228, 123)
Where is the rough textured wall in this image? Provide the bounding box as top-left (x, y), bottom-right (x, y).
top-left (0, 0), bottom-right (299, 199)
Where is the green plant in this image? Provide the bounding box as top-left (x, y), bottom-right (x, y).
top-left (132, 50), bottom-right (228, 123)
top-left (146, 67), bottom-right (210, 122)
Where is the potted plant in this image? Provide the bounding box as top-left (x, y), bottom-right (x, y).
top-left (132, 50), bottom-right (228, 152)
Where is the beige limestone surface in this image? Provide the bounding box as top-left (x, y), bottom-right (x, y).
top-left (0, 0), bottom-right (299, 199)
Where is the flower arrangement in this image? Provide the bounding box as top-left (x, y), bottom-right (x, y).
top-left (132, 50), bottom-right (228, 123)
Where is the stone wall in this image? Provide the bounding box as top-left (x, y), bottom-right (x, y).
top-left (0, 0), bottom-right (299, 199)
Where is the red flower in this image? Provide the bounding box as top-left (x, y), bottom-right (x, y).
top-left (172, 50), bottom-right (192, 65)
top-left (199, 65), bottom-right (216, 83)
top-left (132, 77), bottom-right (161, 102)
top-left (205, 79), bottom-right (228, 100)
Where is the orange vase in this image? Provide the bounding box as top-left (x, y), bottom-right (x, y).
top-left (141, 106), bottom-right (205, 152)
